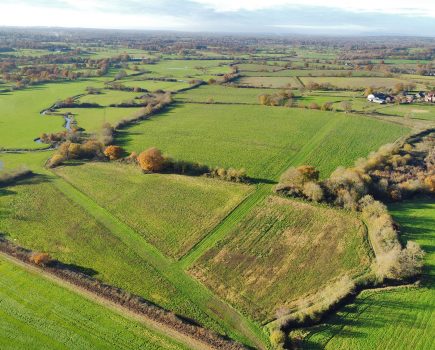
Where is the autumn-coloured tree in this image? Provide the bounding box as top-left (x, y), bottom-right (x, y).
top-left (137, 147), bottom-right (165, 172)
top-left (104, 145), bottom-right (123, 160)
top-left (30, 252), bottom-right (52, 266)
top-left (364, 86), bottom-right (374, 97)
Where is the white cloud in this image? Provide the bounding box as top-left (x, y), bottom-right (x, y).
top-left (192, 0), bottom-right (435, 18)
top-left (0, 3), bottom-right (189, 29)
top-left (271, 24), bottom-right (377, 32)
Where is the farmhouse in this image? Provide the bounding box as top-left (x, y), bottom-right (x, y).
top-left (425, 91), bottom-right (435, 103)
top-left (367, 93), bottom-right (393, 104)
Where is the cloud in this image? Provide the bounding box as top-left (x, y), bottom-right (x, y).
top-left (192, 0), bottom-right (435, 18)
top-left (270, 24), bottom-right (378, 32)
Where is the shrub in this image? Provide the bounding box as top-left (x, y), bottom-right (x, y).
top-left (137, 147), bottom-right (165, 172)
top-left (303, 182), bottom-right (324, 202)
top-left (269, 330), bottom-right (286, 349)
top-left (104, 145), bottom-right (123, 160)
top-left (29, 252), bottom-right (52, 266)
top-left (47, 153), bottom-right (66, 168)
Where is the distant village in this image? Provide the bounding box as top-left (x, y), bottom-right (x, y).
top-left (367, 91), bottom-right (435, 104)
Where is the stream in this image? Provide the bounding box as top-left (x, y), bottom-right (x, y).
top-left (34, 109), bottom-right (73, 143)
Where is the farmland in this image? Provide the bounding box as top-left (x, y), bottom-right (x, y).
top-left (1, 27), bottom-right (434, 350)
top-left (54, 162), bottom-right (251, 259)
top-left (116, 103), bottom-right (409, 181)
top-left (0, 256), bottom-right (190, 350)
top-left (301, 199), bottom-right (435, 350)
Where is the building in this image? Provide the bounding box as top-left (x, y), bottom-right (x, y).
top-left (425, 92), bottom-right (435, 103)
top-left (367, 93), bottom-right (393, 104)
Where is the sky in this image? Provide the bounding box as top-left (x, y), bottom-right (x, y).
top-left (1, 0), bottom-right (435, 36)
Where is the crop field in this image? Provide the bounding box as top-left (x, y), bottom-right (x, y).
top-left (0, 256), bottom-right (189, 350)
top-left (118, 79), bottom-right (191, 91)
top-left (236, 76), bottom-right (302, 88)
top-left (0, 80), bottom-right (107, 149)
top-left (54, 162), bottom-right (251, 259)
top-left (177, 85), bottom-right (279, 104)
top-left (57, 107), bottom-right (143, 132)
top-left (0, 178), bottom-right (219, 329)
top-left (77, 90), bottom-right (143, 106)
top-left (302, 199), bottom-right (434, 350)
top-left (116, 103), bottom-right (409, 181)
top-left (190, 196), bottom-right (370, 322)
top-left (300, 77), bottom-right (426, 90)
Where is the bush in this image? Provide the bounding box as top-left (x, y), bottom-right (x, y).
top-left (303, 182), bottom-right (324, 202)
top-left (269, 330), bottom-right (286, 349)
top-left (137, 147), bottom-right (165, 172)
top-left (104, 145), bottom-right (123, 160)
top-left (29, 252), bottom-right (52, 266)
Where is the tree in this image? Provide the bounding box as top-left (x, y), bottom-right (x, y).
top-left (104, 145), bottom-right (123, 160)
top-left (138, 147), bottom-right (165, 172)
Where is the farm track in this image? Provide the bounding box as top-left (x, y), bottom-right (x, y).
top-left (0, 251), bottom-right (212, 350)
top-left (50, 174), bottom-right (268, 349)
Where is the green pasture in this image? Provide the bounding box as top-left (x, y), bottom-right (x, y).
top-left (0, 257), bottom-right (189, 350)
top-left (116, 104), bottom-right (409, 182)
top-left (302, 199), bottom-right (434, 350)
top-left (54, 162), bottom-right (251, 259)
top-left (57, 107), bottom-right (143, 132)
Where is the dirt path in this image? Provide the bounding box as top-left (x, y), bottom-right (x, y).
top-left (0, 251), bottom-right (216, 350)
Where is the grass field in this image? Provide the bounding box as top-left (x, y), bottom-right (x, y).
top-left (236, 76), bottom-right (302, 88)
top-left (190, 196), bottom-right (370, 322)
top-left (0, 178), bottom-right (220, 330)
top-left (375, 104), bottom-right (435, 121)
top-left (57, 107), bottom-right (143, 132)
top-left (77, 90), bottom-right (143, 106)
top-left (119, 79), bottom-right (192, 92)
top-left (54, 162), bottom-right (251, 259)
top-left (116, 104), bottom-right (409, 181)
top-left (0, 80), bottom-right (107, 149)
top-left (300, 77), bottom-right (426, 90)
top-left (301, 198), bottom-right (434, 350)
top-left (242, 70), bottom-right (385, 78)
top-left (177, 85), bottom-right (279, 104)
top-left (0, 256), bottom-right (189, 350)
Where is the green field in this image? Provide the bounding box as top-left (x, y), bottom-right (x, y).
top-left (77, 90), bottom-right (143, 106)
top-left (54, 162), bottom-right (251, 259)
top-left (190, 196), bottom-right (370, 322)
top-left (301, 199), bottom-right (435, 349)
top-left (376, 104), bottom-right (435, 121)
top-left (57, 107), bottom-right (143, 132)
top-left (236, 76), bottom-right (301, 88)
top-left (119, 79), bottom-right (191, 92)
top-left (0, 256), bottom-right (189, 350)
top-left (116, 103), bottom-right (409, 181)
top-left (177, 85), bottom-right (279, 104)
top-left (0, 177), bottom-right (220, 330)
top-left (300, 77), bottom-right (426, 90)
top-left (0, 80), bottom-right (107, 149)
